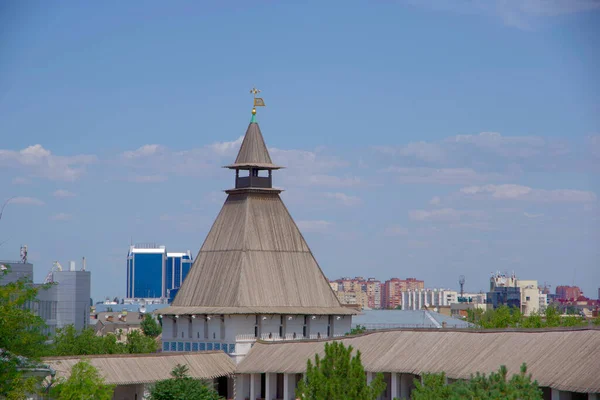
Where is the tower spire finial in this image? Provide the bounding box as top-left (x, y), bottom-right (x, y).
top-left (249, 87), bottom-right (265, 122)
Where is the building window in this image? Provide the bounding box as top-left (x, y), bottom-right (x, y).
top-left (220, 315), bottom-right (225, 340)
top-left (526, 296), bottom-right (531, 301)
top-left (303, 315), bottom-right (308, 338)
top-left (279, 315), bottom-right (284, 337)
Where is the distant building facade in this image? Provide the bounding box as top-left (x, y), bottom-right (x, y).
top-left (400, 289), bottom-right (458, 311)
top-left (486, 273), bottom-right (544, 316)
top-left (487, 273), bottom-right (521, 310)
top-left (329, 277), bottom-right (383, 309)
top-left (40, 268), bottom-right (91, 335)
top-left (126, 245), bottom-right (193, 300)
top-left (0, 260), bottom-right (33, 284)
top-left (555, 286), bottom-right (582, 301)
top-left (165, 251), bottom-right (193, 295)
top-left (1, 253), bottom-right (90, 336)
top-left (382, 278), bottom-right (424, 309)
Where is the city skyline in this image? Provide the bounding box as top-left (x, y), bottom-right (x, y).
top-left (1, 1), bottom-right (599, 301)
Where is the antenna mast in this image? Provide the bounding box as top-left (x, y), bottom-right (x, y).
top-left (459, 275), bottom-right (465, 298)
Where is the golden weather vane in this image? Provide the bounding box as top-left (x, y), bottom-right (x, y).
top-left (250, 87), bottom-right (265, 116)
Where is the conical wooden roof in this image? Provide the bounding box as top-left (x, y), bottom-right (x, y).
top-left (162, 120), bottom-right (353, 316)
top-left (224, 123), bottom-right (282, 170)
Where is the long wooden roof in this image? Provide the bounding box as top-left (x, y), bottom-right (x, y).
top-left (44, 352), bottom-right (235, 385)
top-left (237, 327), bottom-right (600, 393)
top-left (163, 120), bottom-right (353, 316)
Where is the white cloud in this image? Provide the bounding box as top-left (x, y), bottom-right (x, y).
top-left (270, 148), bottom-right (348, 170)
top-left (306, 175), bottom-right (361, 187)
top-left (452, 131), bottom-right (545, 147)
top-left (12, 177), bottom-right (30, 185)
top-left (589, 135), bottom-right (600, 158)
top-left (460, 184), bottom-right (597, 203)
top-left (10, 197), bottom-right (44, 206)
top-left (0, 144), bottom-right (96, 181)
top-left (404, 0), bottom-right (600, 29)
top-left (50, 213), bottom-right (72, 221)
top-left (429, 196), bottom-right (441, 206)
top-left (461, 184), bottom-right (532, 198)
top-left (53, 189), bottom-right (76, 198)
top-left (381, 167), bottom-right (502, 185)
top-left (524, 212), bottom-right (544, 218)
top-left (118, 140), bottom-right (350, 185)
top-left (449, 132), bottom-right (547, 158)
top-left (296, 220), bottom-right (332, 233)
top-left (384, 225), bottom-right (409, 236)
top-left (121, 144), bottom-right (164, 159)
top-left (324, 192), bottom-right (362, 207)
top-left (373, 142), bottom-right (446, 163)
top-left (409, 208), bottom-right (483, 222)
top-left (127, 175), bottom-right (168, 183)
top-left (209, 136), bottom-right (244, 156)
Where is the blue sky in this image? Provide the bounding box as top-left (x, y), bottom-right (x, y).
top-left (1, 0), bottom-right (599, 301)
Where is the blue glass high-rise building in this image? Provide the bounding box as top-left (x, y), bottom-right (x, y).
top-left (126, 244), bottom-right (193, 300)
top-left (165, 251), bottom-right (193, 296)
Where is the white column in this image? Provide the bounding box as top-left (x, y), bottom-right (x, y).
top-left (250, 373), bottom-right (257, 400)
top-left (265, 373), bottom-right (277, 400)
top-left (234, 375), bottom-right (246, 400)
top-left (390, 373), bottom-right (399, 400)
top-left (283, 373), bottom-right (291, 400)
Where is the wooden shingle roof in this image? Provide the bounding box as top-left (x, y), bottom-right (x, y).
top-left (45, 352), bottom-right (235, 385)
top-left (237, 327), bottom-right (600, 393)
top-left (224, 123), bottom-right (281, 169)
top-left (162, 120), bottom-right (353, 316)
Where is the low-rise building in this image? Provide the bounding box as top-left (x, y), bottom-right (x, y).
top-left (400, 289), bottom-right (457, 311)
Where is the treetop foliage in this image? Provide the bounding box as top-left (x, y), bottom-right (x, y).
top-left (149, 364), bottom-right (222, 400)
top-left (0, 267), bottom-right (49, 358)
top-left (296, 341), bottom-right (386, 400)
top-left (412, 363), bottom-right (543, 400)
top-left (141, 313), bottom-right (162, 338)
top-left (467, 305), bottom-right (588, 329)
top-left (49, 325), bottom-right (159, 356)
top-left (48, 359), bottom-right (114, 400)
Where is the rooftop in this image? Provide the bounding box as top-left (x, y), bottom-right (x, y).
top-left (44, 351), bottom-right (236, 385)
top-left (238, 327), bottom-right (600, 393)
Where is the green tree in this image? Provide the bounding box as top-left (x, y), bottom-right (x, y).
top-left (126, 329), bottom-right (159, 353)
top-left (141, 313), bottom-right (162, 338)
top-left (0, 267), bottom-right (48, 357)
top-left (50, 325), bottom-right (127, 356)
top-left (412, 363), bottom-right (542, 400)
top-left (48, 359), bottom-right (114, 400)
top-left (468, 305), bottom-right (588, 329)
top-left (49, 325), bottom-right (158, 356)
top-left (347, 324), bottom-right (367, 335)
top-left (0, 266), bottom-right (49, 398)
top-left (296, 341), bottom-right (386, 400)
top-left (544, 306), bottom-right (562, 327)
top-left (0, 350), bottom-right (41, 400)
top-left (149, 364), bottom-right (222, 400)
